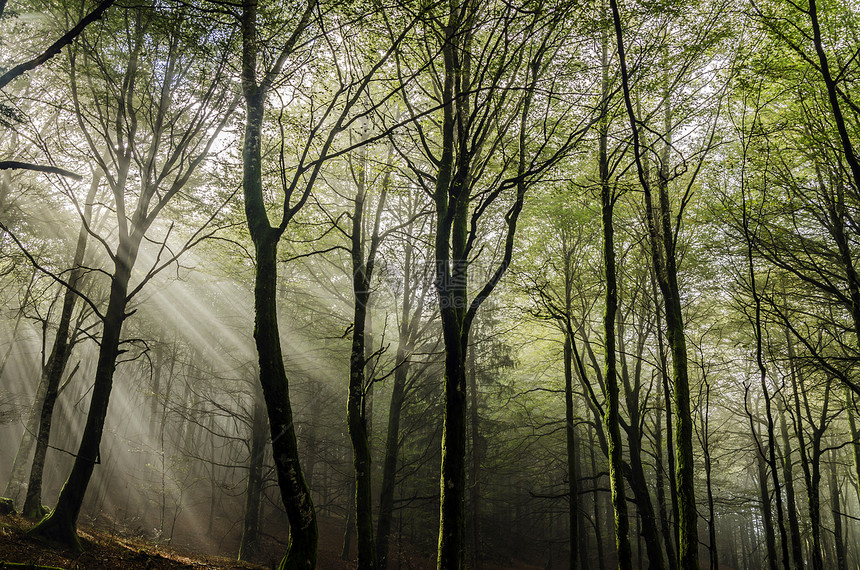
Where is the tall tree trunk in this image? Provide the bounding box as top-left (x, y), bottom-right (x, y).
top-left (654, 404), bottom-right (677, 570)
top-left (829, 450), bottom-right (847, 570)
top-left (618, 318), bottom-right (665, 570)
top-left (779, 397), bottom-right (804, 570)
top-left (652, 271), bottom-right (679, 566)
top-left (609, 2), bottom-right (698, 565)
top-left (347, 162), bottom-right (379, 570)
top-left (29, 238), bottom-right (137, 550)
top-left (377, 198), bottom-right (426, 570)
top-left (238, 385), bottom-right (267, 561)
top-left (376, 351), bottom-right (407, 569)
top-left (564, 333), bottom-right (581, 570)
top-left (600, 130), bottom-right (632, 570)
top-left (468, 344), bottom-right (482, 570)
top-left (790, 361), bottom-right (826, 570)
top-left (756, 444), bottom-right (779, 570)
top-left (22, 173), bottom-right (98, 520)
top-left (240, 0), bottom-right (319, 561)
top-left (700, 381), bottom-right (717, 570)
top-left (435, 11), bottom-right (468, 567)
top-left (251, 232), bottom-right (318, 570)
top-left (590, 424), bottom-right (606, 570)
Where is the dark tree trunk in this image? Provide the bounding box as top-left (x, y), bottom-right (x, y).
top-left (376, 348), bottom-right (408, 569)
top-left (434, 13), bottom-right (468, 568)
top-left (238, 386), bottom-right (267, 561)
top-left (564, 334), bottom-right (581, 570)
top-left (342, 480), bottom-right (356, 561)
top-left (377, 203), bottom-right (425, 570)
top-left (618, 317), bottom-right (665, 570)
top-left (829, 450), bottom-right (847, 570)
top-left (609, 2), bottom-right (698, 564)
top-left (756, 447), bottom-right (779, 570)
top-left (240, 0), bottom-right (319, 562)
top-left (787, 332), bottom-right (825, 570)
top-left (590, 425), bottom-right (606, 570)
top-left (22, 174), bottom-right (97, 520)
top-left (348, 284), bottom-right (377, 570)
top-left (779, 397), bottom-right (803, 570)
top-left (700, 382), bottom-right (717, 570)
top-left (251, 233), bottom-right (318, 569)
top-left (467, 345), bottom-right (482, 570)
top-left (600, 108), bottom-right (632, 570)
top-left (29, 241), bottom-right (136, 550)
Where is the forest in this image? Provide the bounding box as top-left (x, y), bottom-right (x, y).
top-left (0, 0), bottom-right (859, 568)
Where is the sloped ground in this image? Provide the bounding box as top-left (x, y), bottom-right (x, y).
top-left (0, 512), bottom-right (264, 569)
top-left (0, 511), bottom-right (547, 569)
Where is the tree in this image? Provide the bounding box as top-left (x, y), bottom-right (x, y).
top-left (25, 2), bottom-right (237, 548)
top-left (394, 1), bottom-right (585, 564)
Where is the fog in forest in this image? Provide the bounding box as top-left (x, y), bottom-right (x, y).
top-left (2, 0), bottom-right (860, 568)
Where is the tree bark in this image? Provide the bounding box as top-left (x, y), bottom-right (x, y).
top-left (600, 136), bottom-right (632, 570)
top-left (22, 173), bottom-right (97, 520)
top-left (756, 443), bottom-right (779, 570)
top-left (829, 450), bottom-right (847, 570)
top-left (240, 0), bottom-right (319, 564)
top-left (348, 212), bottom-right (378, 570)
top-left (609, 2), bottom-right (698, 565)
top-left (29, 238), bottom-right (136, 550)
top-left (564, 333), bottom-right (581, 570)
top-left (778, 400), bottom-right (803, 570)
top-left (467, 344), bottom-right (482, 570)
top-left (238, 385), bottom-right (267, 561)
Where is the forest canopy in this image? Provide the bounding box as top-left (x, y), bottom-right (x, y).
top-left (1, 0), bottom-right (859, 569)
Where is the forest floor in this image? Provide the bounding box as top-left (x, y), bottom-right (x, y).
top-left (0, 511), bottom-right (264, 569)
top-left (0, 511), bottom-right (547, 569)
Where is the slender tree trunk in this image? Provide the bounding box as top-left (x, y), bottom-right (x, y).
top-left (238, 385), bottom-right (267, 561)
top-left (467, 344), bottom-right (482, 570)
top-left (22, 173), bottom-right (97, 520)
top-left (807, 438), bottom-right (824, 570)
top-left (609, 2), bottom-right (698, 564)
top-left (241, 0), bottom-right (319, 556)
top-left (654, 405), bottom-right (677, 570)
top-left (564, 333), bottom-right (580, 570)
top-left (787, 330), bottom-right (827, 570)
top-left (348, 184), bottom-right (378, 569)
top-left (376, 304), bottom-right (418, 569)
top-left (376, 348), bottom-right (408, 570)
top-left (829, 450), bottom-right (847, 570)
top-left (700, 382), bottom-right (717, 570)
top-left (590, 425), bottom-right (606, 570)
top-left (756, 445), bottom-right (779, 570)
top-left (779, 398), bottom-right (803, 570)
top-left (600, 156), bottom-right (631, 570)
top-left (618, 318), bottom-right (665, 570)
top-left (342, 480), bottom-right (356, 561)
top-left (251, 232), bottom-right (318, 570)
top-left (29, 239), bottom-right (136, 550)
top-left (652, 272), bottom-right (679, 566)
